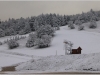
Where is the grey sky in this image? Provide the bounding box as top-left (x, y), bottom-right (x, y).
top-left (0, 1), bottom-right (100, 21)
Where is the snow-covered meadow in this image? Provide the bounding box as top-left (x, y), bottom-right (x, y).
top-left (0, 21), bottom-right (100, 73)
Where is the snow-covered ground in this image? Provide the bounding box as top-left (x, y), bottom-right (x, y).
top-left (15, 53), bottom-right (100, 73)
top-left (0, 21), bottom-right (100, 73)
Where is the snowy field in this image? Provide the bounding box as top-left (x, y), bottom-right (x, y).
top-left (0, 21), bottom-right (100, 73)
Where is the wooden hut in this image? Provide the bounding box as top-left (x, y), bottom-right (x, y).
top-left (71, 46), bottom-right (82, 54)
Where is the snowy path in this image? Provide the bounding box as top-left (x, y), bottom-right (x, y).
top-left (0, 50), bottom-right (34, 58)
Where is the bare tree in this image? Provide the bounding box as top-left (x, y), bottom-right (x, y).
top-left (64, 40), bottom-right (73, 55)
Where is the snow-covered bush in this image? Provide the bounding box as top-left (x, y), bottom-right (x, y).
top-left (26, 33), bottom-right (37, 47)
top-left (56, 26), bottom-right (60, 30)
top-left (74, 20), bottom-right (83, 26)
top-left (8, 39), bottom-right (19, 49)
top-left (74, 20), bottom-right (80, 25)
top-left (19, 36), bottom-right (26, 40)
top-left (89, 20), bottom-right (97, 28)
top-left (70, 24), bottom-right (75, 29)
top-left (0, 42), bottom-right (2, 45)
top-left (36, 25), bottom-right (55, 38)
top-left (36, 35), bottom-right (52, 48)
top-left (78, 25), bottom-right (84, 31)
top-left (0, 28), bottom-right (5, 37)
top-left (68, 21), bottom-right (75, 29)
top-left (14, 36), bottom-right (20, 41)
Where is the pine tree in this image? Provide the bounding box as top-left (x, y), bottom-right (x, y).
top-left (89, 20), bottom-right (97, 28)
top-left (26, 33), bottom-right (37, 47)
top-left (33, 19), bottom-right (39, 31)
top-left (0, 28), bottom-right (5, 37)
top-left (68, 21), bottom-right (75, 29)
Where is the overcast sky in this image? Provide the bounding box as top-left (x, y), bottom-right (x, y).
top-left (0, 1), bottom-right (100, 21)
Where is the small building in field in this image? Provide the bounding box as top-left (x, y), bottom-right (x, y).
top-left (71, 46), bottom-right (82, 54)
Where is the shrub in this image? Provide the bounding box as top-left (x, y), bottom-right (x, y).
top-left (75, 20), bottom-right (82, 25)
top-left (70, 24), bottom-right (75, 29)
top-left (89, 20), bottom-right (97, 28)
top-left (8, 39), bottom-right (19, 49)
top-left (26, 33), bottom-right (37, 47)
top-left (36, 35), bottom-right (52, 48)
top-left (68, 21), bottom-right (75, 29)
top-left (14, 36), bottom-right (20, 41)
top-left (56, 26), bottom-right (60, 30)
top-left (0, 29), bottom-right (5, 37)
top-left (78, 25), bottom-right (84, 31)
top-left (0, 42), bottom-right (2, 45)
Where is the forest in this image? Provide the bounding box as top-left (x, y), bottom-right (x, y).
top-left (0, 9), bottom-right (99, 37)
top-left (0, 9), bottom-right (99, 49)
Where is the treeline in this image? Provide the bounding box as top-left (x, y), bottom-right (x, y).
top-left (0, 9), bottom-right (100, 37)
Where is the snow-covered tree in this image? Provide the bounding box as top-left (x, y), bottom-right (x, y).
top-left (0, 41), bottom-right (2, 45)
top-left (33, 19), bottom-right (39, 31)
top-left (0, 28), bottom-right (5, 37)
top-left (78, 25), bottom-right (84, 31)
top-left (89, 20), bottom-right (97, 28)
top-left (14, 36), bottom-right (20, 41)
top-left (36, 25), bottom-right (55, 38)
top-left (8, 39), bottom-right (19, 49)
top-left (26, 33), bottom-right (37, 47)
top-left (35, 35), bottom-right (52, 48)
top-left (68, 21), bottom-right (75, 29)
top-left (64, 40), bottom-right (73, 55)
top-left (19, 22), bottom-right (31, 35)
top-left (5, 28), bottom-right (17, 36)
top-left (52, 16), bottom-right (60, 30)
top-left (74, 20), bottom-right (82, 25)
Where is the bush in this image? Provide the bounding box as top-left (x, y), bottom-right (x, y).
top-left (56, 26), bottom-right (60, 30)
top-left (26, 33), bottom-right (37, 47)
top-left (14, 36), bottom-right (20, 41)
top-left (0, 29), bottom-right (5, 37)
top-left (89, 20), bottom-right (97, 28)
top-left (36, 35), bottom-right (52, 48)
top-left (8, 40), bottom-right (19, 49)
top-left (68, 21), bottom-right (75, 29)
top-left (78, 25), bottom-right (84, 31)
top-left (0, 42), bottom-right (2, 45)
top-left (69, 24), bottom-right (75, 29)
top-left (74, 20), bottom-right (83, 25)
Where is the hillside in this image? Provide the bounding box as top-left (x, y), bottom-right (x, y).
top-left (0, 21), bottom-right (100, 73)
top-left (15, 53), bottom-right (100, 73)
